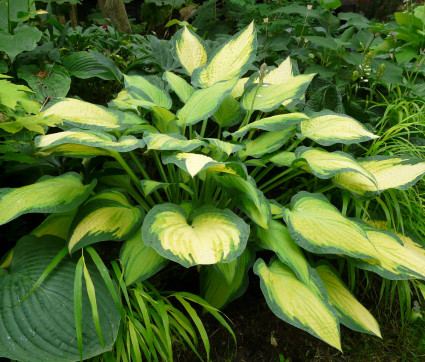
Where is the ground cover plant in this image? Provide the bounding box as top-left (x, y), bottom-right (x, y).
top-left (2, 1), bottom-right (425, 361)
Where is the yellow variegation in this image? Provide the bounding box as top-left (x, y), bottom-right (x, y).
top-left (299, 111), bottom-right (379, 146)
top-left (316, 265), bottom-right (381, 337)
top-left (42, 98), bottom-right (137, 130)
top-left (199, 137), bottom-right (244, 156)
top-left (162, 152), bottom-right (247, 179)
top-left (32, 210), bottom-right (77, 240)
top-left (239, 127), bottom-right (296, 159)
top-left (254, 258), bottom-right (341, 350)
top-left (282, 192), bottom-right (379, 260)
top-left (262, 57), bottom-right (294, 84)
top-left (38, 144), bottom-right (110, 158)
top-left (174, 26), bottom-right (207, 75)
top-left (333, 156), bottom-right (425, 197)
top-left (143, 132), bottom-right (204, 152)
top-left (241, 74), bottom-right (314, 112)
top-left (177, 78), bottom-right (238, 126)
top-left (0, 114), bottom-right (62, 134)
top-left (193, 22), bottom-right (256, 87)
top-left (163, 71), bottom-right (195, 102)
top-left (257, 221), bottom-right (325, 297)
top-left (0, 250), bottom-right (13, 269)
top-left (231, 113), bottom-right (308, 138)
top-left (201, 248), bottom-right (253, 308)
top-left (142, 204), bottom-right (250, 267)
top-left (354, 221), bottom-right (425, 280)
top-left (36, 129), bottom-right (144, 152)
top-left (0, 173), bottom-right (95, 226)
top-left (267, 151), bottom-right (296, 168)
top-left (120, 229), bottom-right (168, 285)
top-left (68, 190), bottom-right (144, 253)
top-left (294, 147), bottom-right (377, 185)
top-left (151, 106), bottom-right (180, 134)
top-left (110, 89), bottom-right (153, 111)
top-left (230, 77), bottom-right (249, 98)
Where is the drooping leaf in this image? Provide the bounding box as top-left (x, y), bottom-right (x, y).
top-left (143, 132), bottom-right (204, 152)
top-left (299, 110), bottom-right (378, 146)
top-left (162, 152), bottom-right (247, 179)
top-left (36, 129), bottom-right (145, 153)
top-left (120, 229), bottom-right (168, 286)
top-left (316, 265), bottom-right (381, 337)
top-left (192, 22), bottom-right (256, 88)
top-left (163, 71), bottom-right (194, 103)
top-left (173, 26), bottom-right (207, 76)
top-left (333, 156), bottom-right (425, 198)
top-left (254, 258), bottom-right (341, 350)
top-left (282, 192), bottom-right (379, 260)
top-left (0, 173), bottom-right (95, 226)
top-left (176, 78), bottom-right (238, 126)
top-left (0, 114), bottom-right (62, 134)
top-left (142, 204), bottom-right (250, 267)
top-left (32, 210), bottom-right (77, 240)
top-left (68, 190), bottom-right (144, 253)
top-left (0, 79), bottom-right (39, 112)
top-left (0, 235), bottom-right (120, 362)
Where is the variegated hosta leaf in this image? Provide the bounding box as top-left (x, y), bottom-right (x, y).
top-left (299, 110), bottom-right (379, 146)
top-left (241, 74), bottom-right (314, 112)
top-left (254, 258), bottom-right (341, 350)
top-left (143, 132), bottom-right (204, 152)
top-left (230, 77), bottom-right (249, 98)
top-left (140, 180), bottom-right (169, 197)
top-left (239, 127), bottom-right (296, 159)
top-left (124, 74), bottom-right (172, 110)
top-left (212, 94), bottom-right (242, 127)
top-left (267, 151), bottom-right (296, 168)
top-left (42, 98), bottom-right (141, 130)
top-left (316, 265), bottom-right (381, 337)
top-left (31, 210), bottom-right (77, 240)
top-left (38, 144), bottom-right (111, 158)
top-left (197, 136), bottom-right (244, 156)
top-left (294, 147), bottom-right (377, 185)
top-left (173, 26), bottom-right (207, 75)
top-left (120, 229), bottom-right (168, 286)
top-left (214, 175), bottom-right (271, 229)
top-left (192, 22), bottom-right (256, 88)
top-left (36, 129), bottom-right (145, 153)
top-left (177, 78), bottom-right (238, 126)
top-left (256, 221), bottom-right (326, 297)
top-left (163, 71), bottom-right (195, 103)
top-left (353, 221), bottom-right (425, 280)
top-left (200, 248), bottom-right (254, 309)
top-left (0, 114), bottom-right (63, 134)
top-left (229, 113), bottom-right (308, 138)
top-left (282, 192), bottom-right (379, 260)
top-left (142, 204), bottom-right (250, 267)
top-left (110, 89), bottom-right (155, 111)
top-left (0, 173), bottom-right (95, 226)
top-left (259, 57), bottom-right (294, 84)
top-left (151, 106), bottom-right (180, 134)
top-left (68, 190), bottom-right (144, 253)
top-left (333, 156), bottom-right (425, 198)
top-left (214, 261), bottom-right (238, 286)
top-left (162, 152), bottom-right (247, 179)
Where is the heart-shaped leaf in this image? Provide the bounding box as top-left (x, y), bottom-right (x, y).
top-left (0, 25), bottom-right (42, 61)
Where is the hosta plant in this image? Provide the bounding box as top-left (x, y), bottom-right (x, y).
top-left (2, 22), bottom-right (425, 359)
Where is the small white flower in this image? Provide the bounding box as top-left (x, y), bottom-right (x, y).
top-left (256, 94), bottom-right (263, 98)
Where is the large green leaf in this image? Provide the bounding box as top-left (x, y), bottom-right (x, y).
top-left (282, 192), bottom-right (379, 260)
top-left (0, 173), bottom-right (95, 226)
top-left (163, 71), bottom-right (194, 103)
top-left (42, 98), bottom-right (142, 131)
top-left (214, 175), bottom-right (271, 229)
top-left (143, 132), bottom-right (204, 152)
top-left (200, 248), bottom-right (254, 309)
top-left (0, 25), bottom-right (42, 61)
top-left (241, 74), bottom-right (314, 112)
top-left (173, 26), bottom-right (207, 76)
top-left (192, 22), bottom-right (257, 88)
top-left (299, 111), bottom-right (378, 146)
top-left (62, 50), bottom-right (122, 81)
top-left (294, 147), bottom-right (377, 184)
top-left (68, 191), bottom-right (144, 253)
top-left (229, 113), bottom-right (308, 138)
top-left (38, 144), bottom-right (111, 158)
top-left (316, 265), bottom-right (381, 337)
top-left (254, 258), bottom-right (341, 350)
top-left (162, 152), bottom-right (247, 179)
top-left (333, 156), bottom-right (425, 198)
top-left (120, 229), bottom-right (168, 286)
top-left (36, 129), bottom-right (144, 153)
top-left (353, 221), bottom-right (425, 280)
top-left (142, 204), bottom-right (250, 267)
top-left (212, 94), bottom-right (242, 127)
top-left (176, 78), bottom-right (238, 126)
top-left (124, 75), bottom-right (172, 110)
top-left (0, 114), bottom-right (62, 134)
top-left (256, 221), bottom-right (326, 297)
top-left (32, 211), bottom-right (77, 240)
top-left (0, 235), bottom-right (120, 361)
top-left (0, 79), bottom-right (38, 112)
